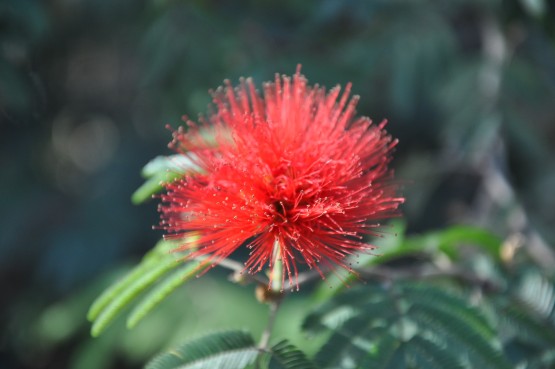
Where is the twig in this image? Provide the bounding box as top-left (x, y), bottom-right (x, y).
top-left (192, 255), bottom-right (269, 285)
top-left (258, 299), bottom-right (281, 351)
top-left (357, 265), bottom-right (502, 292)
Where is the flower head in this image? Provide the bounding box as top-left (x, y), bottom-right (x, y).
top-left (159, 67), bottom-right (404, 289)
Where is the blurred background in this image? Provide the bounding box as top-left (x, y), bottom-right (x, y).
top-left (1, 0), bottom-right (555, 368)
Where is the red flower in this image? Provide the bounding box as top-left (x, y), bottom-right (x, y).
top-left (159, 67), bottom-right (404, 289)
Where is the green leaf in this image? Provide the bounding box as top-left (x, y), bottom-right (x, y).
top-left (306, 281), bottom-right (512, 369)
top-left (132, 155), bottom-right (200, 204)
top-left (410, 303), bottom-right (509, 369)
top-left (140, 155), bottom-right (197, 178)
top-left (268, 340), bottom-right (317, 369)
top-left (495, 297), bottom-right (555, 346)
top-left (90, 258), bottom-right (180, 337)
top-left (87, 239), bottom-right (179, 322)
top-left (491, 272), bottom-right (555, 347)
top-left (430, 226), bottom-right (503, 259)
top-left (144, 330), bottom-right (258, 369)
top-left (376, 225), bottom-right (503, 265)
top-left (313, 318), bottom-right (392, 368)
top-left (87, 238), bottom-right (194, 337)
top-left (88, 236), bottom-right (209, 337)
top-left (304, 288), bottom-right (391, 334)
top-left (358, 331), bottom-right (401, 369)
top-left (403, 284), bottom-right (495, 339)
top-left (131, 172), bottom-right (181, 205)
top-left (313, 224), bottom-right (503, 302)
top-left (515, 271), bottom-right (555, 319)
top-left (126, 261), bottom-right (207, 329)
top-left (405, 336), bottom-right (465, 369)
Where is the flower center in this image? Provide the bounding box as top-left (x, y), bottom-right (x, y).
top-left (273, 200), bottom-right (289, 222)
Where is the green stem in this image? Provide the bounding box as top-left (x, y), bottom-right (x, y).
top-left (255, 240), bottom-right (284, 368)
top-left (271, 239), bottom-right (283, 292)
top-left (257, 298), bottom-right (281, 351)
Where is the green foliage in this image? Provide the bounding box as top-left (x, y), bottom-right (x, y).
top-left (303, 243), bottom-right (555, 369)
top-left (85, 220), bottom-right (555, 369)
top-left (87, 238), bottom-right (204, 337)
top-left (313, 222), bottom-right (503, 300)
top-left (489, 271), bottom-right (555, 369)
top-left (85, 223), bottom-right (555, 369)
top-left (132, 155), bottom-right (199, 204)
top-left (363, 222), bottom-right (503, 266)
top-left (145, 330), bottom-right (258, 369)
top-left (126, 261), bottom-right (202, 329)
top-left (266, 340), bottom-right (317, 369)
top-left (144, 332), bottom-right (315, 369)
top-left (304, 281), bottom-right (512, 369)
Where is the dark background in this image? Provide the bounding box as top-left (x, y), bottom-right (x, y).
top-left (1, 1), bottom-right (555, 368)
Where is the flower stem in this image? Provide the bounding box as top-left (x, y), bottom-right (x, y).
top-left (256, 240), bottom-right (284, 368)
top-left (258, 298), bottom-right (281, 351)
top-left (271, 239), bottom-right (283, 292)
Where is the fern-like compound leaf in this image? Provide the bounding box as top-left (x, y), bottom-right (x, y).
top-left (126, 261), bottom-right (206, 328)
top-left (267, 340), bottom-right (317, 369)
top-left (144, 330), bottom-right (258, 369)
top-left (306, 281), bottom-right (513, 369)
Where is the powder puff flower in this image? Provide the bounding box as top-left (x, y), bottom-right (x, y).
top-left (159, 67), bottom-right (404, 289)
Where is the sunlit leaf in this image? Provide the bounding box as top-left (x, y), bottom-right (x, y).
top-left (126, 261), bottom-right (207, 329)
top-left (132, 155), bottom-right (200, 204)
top-left (145, 330), bottom-right (258, 369)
